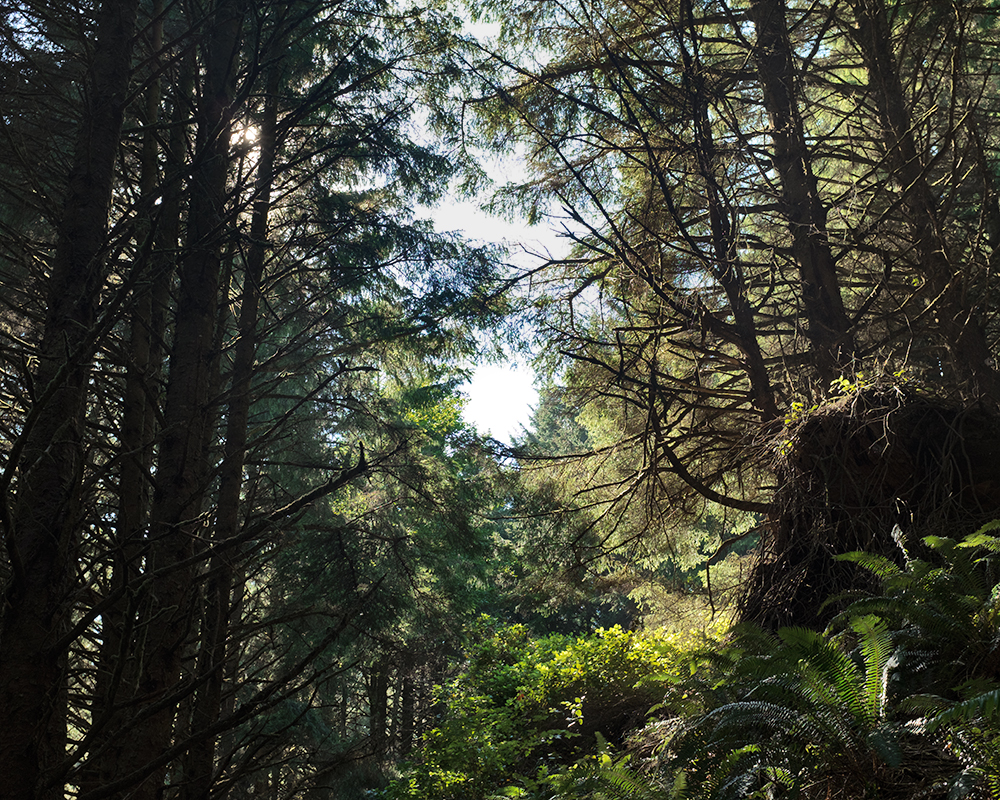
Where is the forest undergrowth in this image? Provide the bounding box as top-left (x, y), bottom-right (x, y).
top-left (385, 523), bottom-right (1000, 800)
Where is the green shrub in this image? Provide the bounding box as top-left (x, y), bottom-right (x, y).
top-left (384, 618), bottom-right (715, 800)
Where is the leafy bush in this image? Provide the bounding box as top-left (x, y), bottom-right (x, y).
top-left (384, 618), bottom-right (713, 800)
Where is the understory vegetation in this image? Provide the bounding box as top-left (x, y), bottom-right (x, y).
top-left (386, 526), bottom-right (1000, 800)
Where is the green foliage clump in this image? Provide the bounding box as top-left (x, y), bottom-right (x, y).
top-left (393, 526), bottom-right (1000, 800)
top-left (384, 619), bottom-right (711, 800)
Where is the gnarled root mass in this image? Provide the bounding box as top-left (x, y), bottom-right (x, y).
top-left (738, 386), bottom-right (1000, 629)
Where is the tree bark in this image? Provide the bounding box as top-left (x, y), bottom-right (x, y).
top-left (0, 1), bottom-right (139, 797)
top-left (115, 2), bottom-right (243, 796)
top-left (748, 0), bottom-right (854, 383)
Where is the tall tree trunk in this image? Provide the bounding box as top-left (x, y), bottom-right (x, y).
top-left (748, 0), bottom-right (854, 383)
top-left (849, 0), bottom-right (1000, 400)
top-left (115, 2), bottom-right (243, 796)
top-left (0, 1), bottom-right (139, 797)
top-left (182, 62), bottom-right (280, 800)
top-left (397, 670), bottom-right (415, 756)
top-left (368, 662), bottom-right (391, 755)
top-left (78, 5), bottom-right (177, 793)
top-left (677, 0), bottom-right (779, 421)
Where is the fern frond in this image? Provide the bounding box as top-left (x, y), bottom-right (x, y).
top-left (780, 626), bottom-right (866, 722)
top-left (926, 689), bottom-right (1000, 733)
top-left (701, 699), bottom-right (802, 741)
top-left (923, 535), bottom-right (960, 556)
top-left (851, 614), bottom-right (893, 724)
top-left (591, 765), bottom-right (668, 800)
top-left (835, 550), bottom-right (902, 579)
top-left (969, 519), bottom-right (1000, 539)
top-left (865, 726), bottom-right (903, 769)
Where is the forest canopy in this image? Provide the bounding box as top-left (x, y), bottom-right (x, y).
top-left (3, 0), bottom-right (1000, 799)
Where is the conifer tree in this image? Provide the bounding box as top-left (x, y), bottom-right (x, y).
top-left (0, 0), bottom-right (508, 797)
top-left (469, 0), bottom-right (1000, 624)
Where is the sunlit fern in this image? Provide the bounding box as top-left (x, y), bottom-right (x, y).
top-left (832, 527), bottom-right (1000, 691)
top-left (833, 526), bottom-right (1000, 797)
top-left (666, 616), bottom-right (901, 798)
